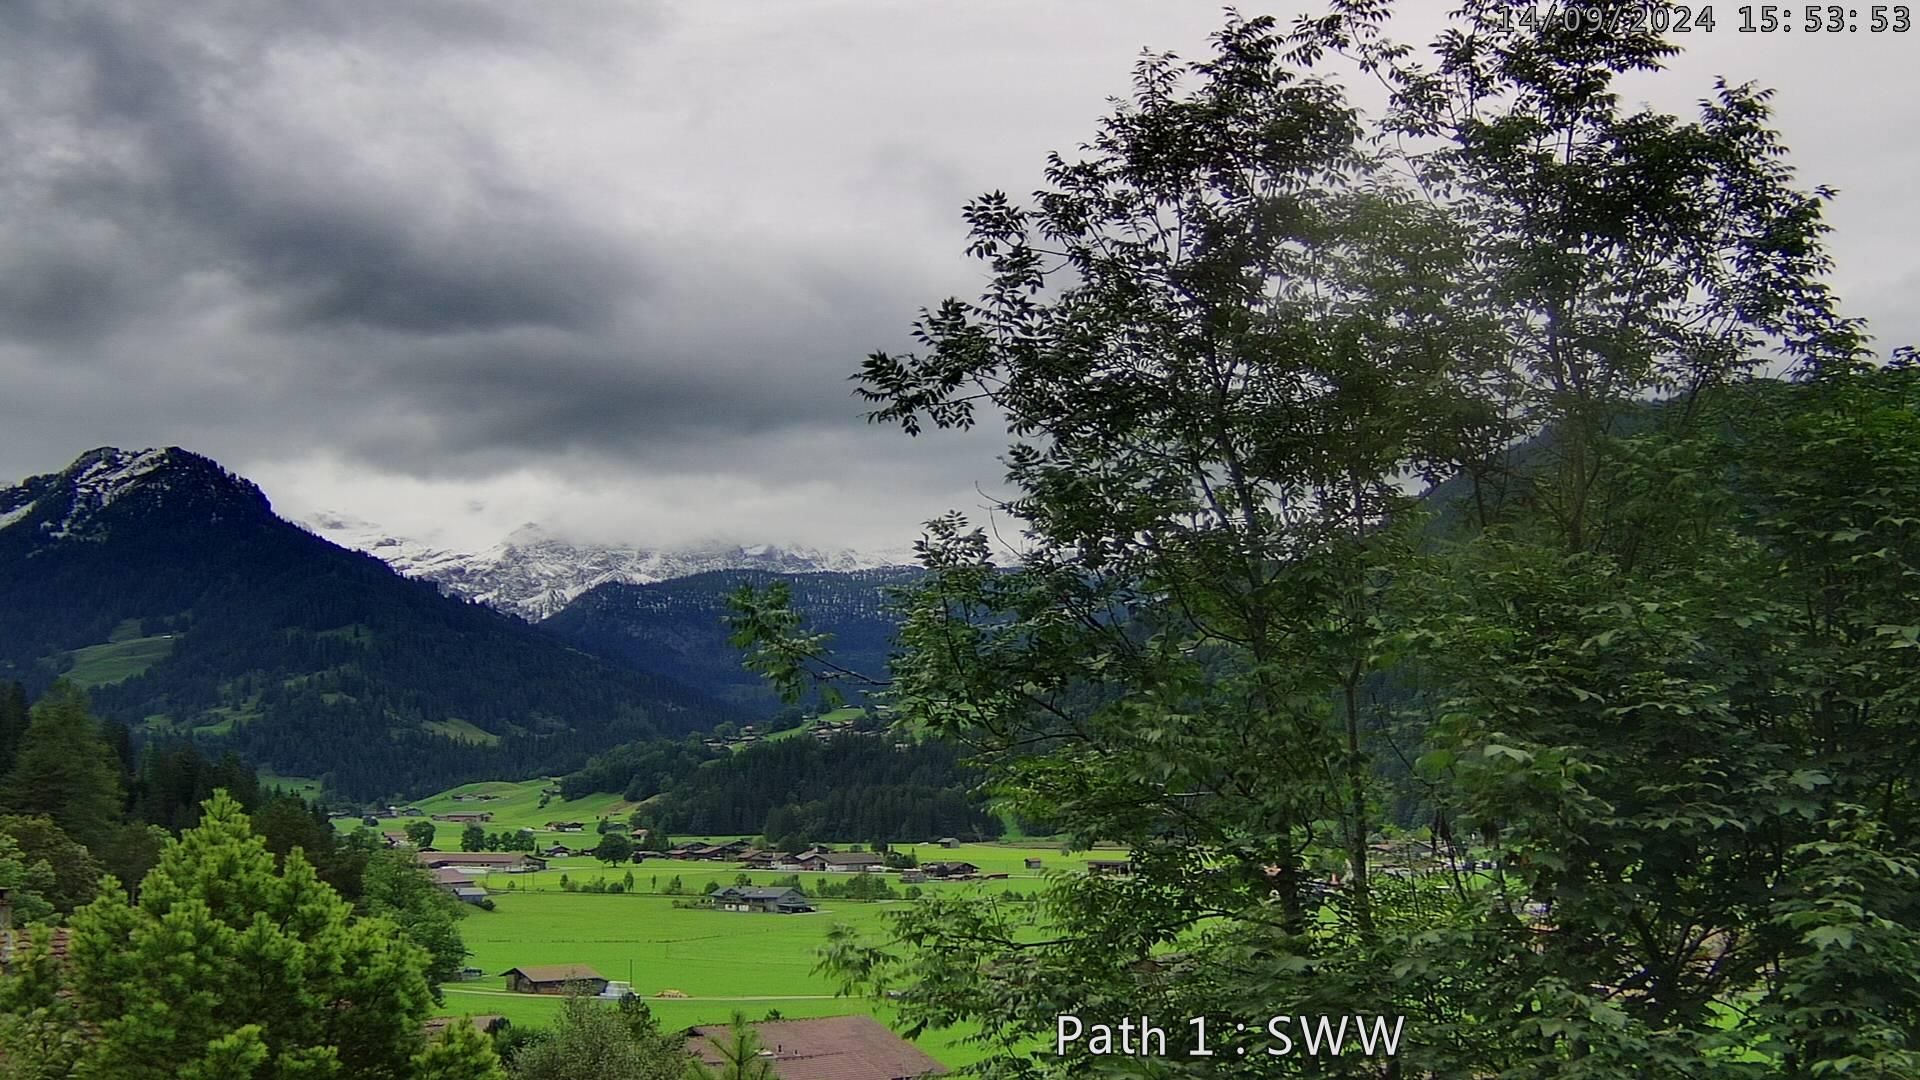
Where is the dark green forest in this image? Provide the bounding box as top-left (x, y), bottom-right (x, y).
top-left (0, 449), bottom-right (739, 799)
top-left (562, 729), bottom-right (1001, 844)
top-left (540, 567), bottom-right (918, 715)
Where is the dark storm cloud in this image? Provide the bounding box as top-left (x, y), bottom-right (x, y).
top-left (0, 0), bottom-right (643, 343)
top-left (0, 1), bottom-right (1911, 551)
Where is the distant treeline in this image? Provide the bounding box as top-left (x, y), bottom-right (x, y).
top-left (563, 730), bottom-right (1006, 845)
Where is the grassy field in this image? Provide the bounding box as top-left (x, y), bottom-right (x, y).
top-left (60, 634), bottom-right (175, 688)
top-left (438, 888), bottom-right (998, 1067)
top-left (332, 779), bottom-right (642, 849)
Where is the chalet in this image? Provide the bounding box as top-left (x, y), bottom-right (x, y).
top-left (416, 851), bottom-right (547, 874)
top-left (502, 964), bottom-right (608, 995)
top-left (431, 811), bottom-right (493, 824)
top-left (666, 841), bottom-right (706, 858)
top-left (740, 849), bottom-right (785, 869)
top-left (429, 867), bottom-right (489, 905)
top-left (710, 886), bottom-right (814, 914)
top-left (540, 844), bottom-right (577, 858)
top-left (545, 821), bottom-right (587, 833)
top-left (921, 861), bottom-right (979, 879)
top-left (1087, 859), bottom-right (1135, 876)
top-left (686, 1014), bottom-right (946, 1080)
top-left (800, 851), bottom-right (884, 873)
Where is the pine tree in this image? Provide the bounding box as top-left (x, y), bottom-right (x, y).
top-left (0, 681), bottom-right (29, 778)
top-left (0, 682), bottom-right (124, 851)
top-left (54, 791), bottom-right (438, 1078)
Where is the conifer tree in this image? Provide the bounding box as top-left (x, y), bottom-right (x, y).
top-left (0, 682), bottom-right (124, 852)
top-left (51, 791), bottom-right (444, 1078)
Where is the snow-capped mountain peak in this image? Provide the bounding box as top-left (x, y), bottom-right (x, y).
top-left (1, 447), bottom-right (269, 542)
top-left (299, 513), bottom-right (915, 621)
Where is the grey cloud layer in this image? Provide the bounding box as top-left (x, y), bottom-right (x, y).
top-left (0, 1), bottom-right (1912, 550)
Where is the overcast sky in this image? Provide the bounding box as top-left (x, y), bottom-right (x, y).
top-left (2, 1), bottom-right (1914, 552)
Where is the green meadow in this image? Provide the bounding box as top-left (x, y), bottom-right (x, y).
top-left (436, 889), bottom-right (1000, 1067)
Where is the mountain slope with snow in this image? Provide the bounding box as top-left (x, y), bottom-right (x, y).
top-left (300, 513), bottom-right (916, 621)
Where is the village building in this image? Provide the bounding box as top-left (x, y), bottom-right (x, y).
top-left (899, 871), bottom-right (927, 884)
top-left (710, 886), bottom-right (815, 914)
top-left (686, 1014), bottom-right (946, 1080)
top-left (430, 811), bottom-right (493, 824)
top-left (937, 837), bottom-right (961, 849)
top-left (739, 849), bottom-right (785, 869)
top-left (428, 866), bottom-right (489, 905)
top-left (545, 821), bottom-right (587, 833)
top-left (381, 831), bottom-right (411, 848)
top-left (793, 851), bottom-right (883, 873)
top-left (416, 851), bottom-right (547, 874)
top-left (502, 964), bottom-right (608, 995)
top-left (921, 861), bottom-right (979, 879)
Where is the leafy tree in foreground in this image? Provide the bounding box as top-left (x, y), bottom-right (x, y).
top-left (407, 820), bottom-right (439, 849)
top-left (360, 847), bottom-right (473, 999)
top-left (735, 3), bottom-right (1911, 1077)
top-left (0, 815), bottom-right (102, 914)
top-left (26, 791), bottom-right (481, 1078)
top-left (460, 823), bottom-right (487, 853)
top-left (505, 990), bottom-right (684, 1080)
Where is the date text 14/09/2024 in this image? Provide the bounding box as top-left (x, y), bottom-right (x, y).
top-left (1504, 4), bottom-right (1912, 33)
top-left (1056, 1015), bottom-right (1408, 1059)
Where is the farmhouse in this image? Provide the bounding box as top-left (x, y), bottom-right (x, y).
top-left (686, 1014), bottom-right (946, 1080)
top-left (545, 821), bottom-right (587, 833)
top-left (921, 861), bottom-right (979, 879)
top-left (740, 849), bottom-right (786, 869)
top-left (416, 851), bottom-right (547, 874)
top-left (431, 811), bottom-right (493, 824)
top-left (428, 867), bottom-right (489, 905)
top-left (710, 886), bottom-right (814, 914)
top-left (502, 964), bottom-right (608, 995)
top-left (790, 851), bottom-right (884, 872)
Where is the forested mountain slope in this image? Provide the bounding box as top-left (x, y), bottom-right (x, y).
top-left (0, 447), bottom-right (739, 798)
top-left (540, 566), bottom-right (921, 713)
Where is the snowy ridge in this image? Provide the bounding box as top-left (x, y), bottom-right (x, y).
top-left (301, 513), bottom-right (916, 621)
top-left (0, 447), bottom-right (264, 541)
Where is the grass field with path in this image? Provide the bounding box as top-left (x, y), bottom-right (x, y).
top-left (438, 888), bottom-right (1004, 1067)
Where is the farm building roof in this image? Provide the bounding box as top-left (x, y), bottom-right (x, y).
top-left (416, 851), bottom-right (544, 867)
top-left (814, 852), bottom-right (883, 866)
top-left (501, 964), bottom-right (605, 984)
top-left (687, 1014), bottom-right (946, 1080)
